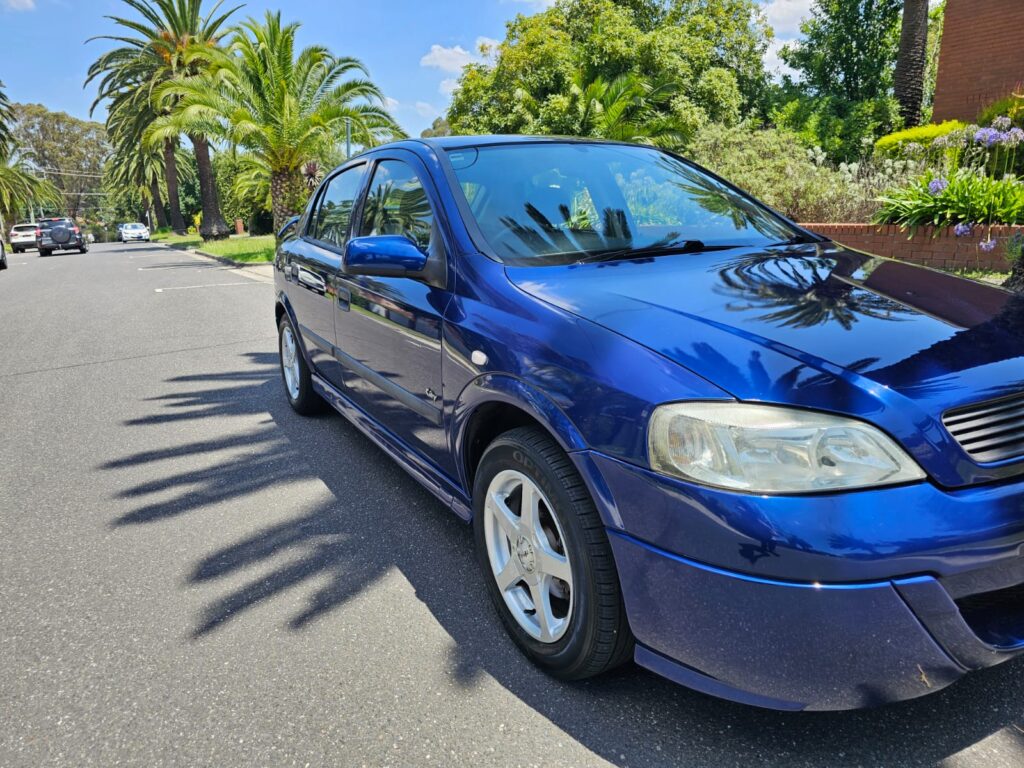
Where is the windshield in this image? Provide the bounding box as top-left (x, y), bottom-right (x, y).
top-left (126, 223), bottom-right (146, 230)
top-left (447, 142), bottom-right (802, 266)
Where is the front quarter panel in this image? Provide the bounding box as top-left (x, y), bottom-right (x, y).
top-left (443, 252), bottom-right (733, 498)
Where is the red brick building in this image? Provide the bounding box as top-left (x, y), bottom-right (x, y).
top-left (932, 0), bottom-right (1024, 122)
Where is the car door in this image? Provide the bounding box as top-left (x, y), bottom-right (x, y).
top-left (281, 162), bottom-right (367, 390)
top-left (335, 153), bottom-right (453, 473)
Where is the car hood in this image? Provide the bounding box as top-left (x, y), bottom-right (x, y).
top-left (506, 243), bottom-right (1024, 487)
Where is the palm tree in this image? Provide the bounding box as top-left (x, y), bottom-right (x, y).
top-left (151, 11), bottom-right (403, 232)
top-left (894, 0), bottom-right (930, 127)
top-left (516, 71), bottom-right (691, 149)
top-left (86, 0), bottom-right (240, 239)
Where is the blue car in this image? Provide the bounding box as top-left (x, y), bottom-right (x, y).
top-left (274, 136), bottom-right (1024, 711)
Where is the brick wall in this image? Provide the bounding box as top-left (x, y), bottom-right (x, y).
top-left (932, 0), bottom-right (1024, 122)
top-left (800, 223), bottom-right (1016, 272)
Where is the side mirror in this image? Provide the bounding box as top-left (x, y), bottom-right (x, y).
top-left (344, 235), bottom-right (428, 277)
top-left (278, 215), bottom-right (301, 240)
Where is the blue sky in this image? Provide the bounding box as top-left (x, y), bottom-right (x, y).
top-left (0, 0), bottom-right (811, 136)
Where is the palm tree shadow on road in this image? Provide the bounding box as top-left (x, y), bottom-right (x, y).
top-left (102, 351), bottom-right (1024, 767)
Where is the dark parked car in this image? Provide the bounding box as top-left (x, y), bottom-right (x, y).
top-left (274, 136), bottom-right (1024, 711)
top-left (37, 217), bottom-right (88, 256)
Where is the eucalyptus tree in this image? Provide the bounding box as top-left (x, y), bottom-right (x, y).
top-left (151, 11), bottom-right (403, 231)
top-left (86, 0), bottom-right (240, 238)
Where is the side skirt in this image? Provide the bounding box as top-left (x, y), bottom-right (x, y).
top-left (310, 373), bottom-right (473, 522)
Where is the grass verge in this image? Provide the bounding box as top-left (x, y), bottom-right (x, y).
top-left (199, 235), bottom-right (276, 263)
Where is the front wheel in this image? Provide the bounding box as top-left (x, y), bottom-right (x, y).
top-left (278, 314), bottom-right (326, 415)
top-left (473, 426), bottom-right (633, 680)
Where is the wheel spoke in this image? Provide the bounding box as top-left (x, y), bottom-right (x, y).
top-left (536, 546), bottom-right (572, 586)
top-left (488, 492), bottom-right (520, 539)
top-left (529, 579), bottom-right (556, 643)
top-left (520, 480), bottom-right (541, 537)
top-left (494, 556), bottom-right (521, 593)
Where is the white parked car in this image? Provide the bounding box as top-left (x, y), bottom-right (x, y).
top-left (9, 223), bottom-right (39, 253)
top-left (120, 223), bottom-right (150, 242)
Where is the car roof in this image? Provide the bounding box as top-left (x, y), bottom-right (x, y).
top-left (357, 134), bottom-right (640, 159)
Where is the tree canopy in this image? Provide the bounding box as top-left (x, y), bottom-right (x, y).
top-left (446, 0), bottom-right (771, 146)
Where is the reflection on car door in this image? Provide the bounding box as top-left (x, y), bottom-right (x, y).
top-left (335, 153), bottom-right (454, 476)
top-left (280, 162), bottom-right (366, 391)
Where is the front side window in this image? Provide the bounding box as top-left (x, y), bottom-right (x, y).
top-left (358, 160), bottom-right (434, 251)
top-left (311, 165), bottom-right (364, 249)
top-left (447, 143), bottom-right (801, 266)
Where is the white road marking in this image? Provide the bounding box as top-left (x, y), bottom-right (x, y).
top-left (154, 281), bottom-right (263, 293)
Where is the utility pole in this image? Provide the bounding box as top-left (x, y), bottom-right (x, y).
top-left (345, 117), bottom-right (352, 159)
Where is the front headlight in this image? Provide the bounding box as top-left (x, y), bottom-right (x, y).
top-left (648, 402), bottom-right (926, 493)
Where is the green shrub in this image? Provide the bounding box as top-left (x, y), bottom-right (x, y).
top-left (874, 171), bottom-right (1024, 229)
top-left (770, 95), bottom-right (901, 162)
top-left (874, 120), bottom-right (965, 157)
top-left (978, 93), bottom-right (1024, 128)
top-left (686, 122), bottom-right (916, 223)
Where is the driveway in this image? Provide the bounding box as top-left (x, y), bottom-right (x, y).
top-left (1, 242), bottom-right (1022, 767)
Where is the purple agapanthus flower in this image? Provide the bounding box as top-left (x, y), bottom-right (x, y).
top-left (954, 222), bottom-right (974, 237)
top-left (979, 238), bottom-right (998, 253)
top-left (928, 178), bottom-right (948, 195)
top-left (993, 116), bottom-right (1012, 131)
top-left (1005, 127), bottom-right (1024, 147)
top-left (974, 127), bottom-right (1006, 147)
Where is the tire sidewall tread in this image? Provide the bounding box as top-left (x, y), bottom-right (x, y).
top-left (473, 426), bottom-right (633, 680)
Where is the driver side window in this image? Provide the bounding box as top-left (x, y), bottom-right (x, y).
top-left (358, 160), bottom-right (435, 251)
top-left (310, 165), bottom-right (364, 249)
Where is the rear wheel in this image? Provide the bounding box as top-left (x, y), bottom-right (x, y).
top-left (473, 426), bottom-right (633, 680)
top-left (278, 314), bottom-right (326, 415)
top-left (39, 248), bottom-right (51, 257)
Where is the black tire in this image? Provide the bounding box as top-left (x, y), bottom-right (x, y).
top-left (473, 426), bottom-right (634, 680)
top-left (39, 248), bottom-right (51, 257)
top-left (277, 314), bottom-right (326, 415)
top-left (79, 245), bottom-right (88, 254)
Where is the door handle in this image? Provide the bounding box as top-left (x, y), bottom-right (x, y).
top-left (297, 266), bottom-right (326, 294)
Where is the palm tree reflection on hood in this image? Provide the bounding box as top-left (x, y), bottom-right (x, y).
top-left (715, 253), bottom-right (915, 330)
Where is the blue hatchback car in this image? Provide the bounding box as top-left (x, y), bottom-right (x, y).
top-left (274, 136), bottom-right (1024, 711)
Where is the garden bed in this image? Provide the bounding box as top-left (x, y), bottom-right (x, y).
top-left (800, 222), bottom-right (1016, 272)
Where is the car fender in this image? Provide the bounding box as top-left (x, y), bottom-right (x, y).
top-left (274, 290), bottom-right (314, 368)
top-left (451, 373), bottom-right (588, 486)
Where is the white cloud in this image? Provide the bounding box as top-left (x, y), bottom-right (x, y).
top-left (764, 38), bottom-right (799, 79)
top-left (414, 101), bottom-right (439, 119)
top-left (439, 78), bottom-right (459, 97)
top-left (761, 0), bottom-right (812, 39)
top-left (383, 96), bottom-right (400, 114)
top-left (420, 44), bottom-right (476, 73)
top-left (4, 0), bottom-right (36, 9)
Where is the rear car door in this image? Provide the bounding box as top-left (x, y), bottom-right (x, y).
top-left (335, 153), bottom-right (453, 473)
top-left (280, 162), bottom-right (367, 390)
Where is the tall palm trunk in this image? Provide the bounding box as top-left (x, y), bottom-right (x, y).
top-left (270, 168), bottom-right (305, 235)
top-left (163, 138), bottom-right (187, 233)
top-left (894, 0), bottom-right (929, 128)
top-left (189, 134), bottom-right (231, 240)
top-left (149, 178), bottom-right (169, 229)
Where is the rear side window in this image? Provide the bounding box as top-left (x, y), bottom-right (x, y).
top-left (358, 160), bottom-right (434, 251)
top-left (311, 165), bottom-right (364, 249)
top-left (14, 225), bottom-right (36, 232)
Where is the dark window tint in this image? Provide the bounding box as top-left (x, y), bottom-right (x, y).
top-left (358, 160), bottom-right (434, 251)
top-left (311, 165), bottom-right (364, 248)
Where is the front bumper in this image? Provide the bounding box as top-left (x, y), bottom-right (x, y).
top-left (574, 451), bottom-right (1024, 710)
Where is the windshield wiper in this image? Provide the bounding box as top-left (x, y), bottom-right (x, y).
top-left (579, 239), bottom-right (740, 264)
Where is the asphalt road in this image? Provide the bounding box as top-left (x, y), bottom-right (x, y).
top-left (1, 242), bottom-right (1023, 768)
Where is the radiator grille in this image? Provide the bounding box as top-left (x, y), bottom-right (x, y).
top-left (943, 392), bottom-right (1024, 464)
